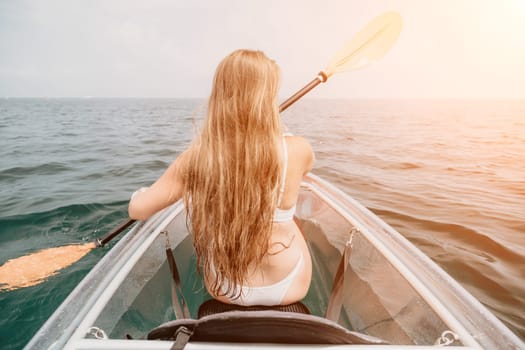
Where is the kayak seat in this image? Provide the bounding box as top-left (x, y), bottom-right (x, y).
top-left (197, 298), bottom-right (310, 318)
top-left (147, 310), bottom-right (388, 346)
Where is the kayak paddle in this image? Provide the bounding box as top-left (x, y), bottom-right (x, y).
top-left (279, 11), bottom-right (402, 112)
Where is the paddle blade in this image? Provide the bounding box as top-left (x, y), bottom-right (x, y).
top-left (0, 242), bottom-right (96, 291)
top-left (323, 12), bottom-right (403, 78)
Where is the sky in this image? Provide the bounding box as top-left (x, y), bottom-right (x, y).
top-left (0, 0), bottom-right (524, 99)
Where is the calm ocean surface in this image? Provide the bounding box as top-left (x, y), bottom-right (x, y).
top-left (0, 98), bottom-right (524, 348)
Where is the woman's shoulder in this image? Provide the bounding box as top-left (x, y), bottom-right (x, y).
top-left (285, 134), bottom-right (313, 152)
top-left (284, 135), bottom-right (315, 170)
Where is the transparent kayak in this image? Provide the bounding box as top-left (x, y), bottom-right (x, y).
top-left (25, 174), bottom-right (524, 349)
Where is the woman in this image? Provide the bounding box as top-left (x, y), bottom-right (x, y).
top-left (129, 49), bottom-right (314, 306)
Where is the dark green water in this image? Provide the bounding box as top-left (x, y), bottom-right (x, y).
top-left (1, 98), bottom-right (524, 348)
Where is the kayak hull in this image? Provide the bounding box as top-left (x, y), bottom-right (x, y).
top-left (24, 174), bottom-right (524, 350)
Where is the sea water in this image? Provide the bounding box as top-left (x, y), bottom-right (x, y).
top-left (0, 98), bottom-right (524, 349)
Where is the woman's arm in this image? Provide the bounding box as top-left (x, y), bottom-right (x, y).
top-left (128, 150), bottom-right (188, 220)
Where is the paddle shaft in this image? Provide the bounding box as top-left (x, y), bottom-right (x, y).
top-left (95, 218), bottom-right (136, 247)
top-left (279, 72), bottom-right (327, 112)
top-left (96, 71), bottom-right (330, 247)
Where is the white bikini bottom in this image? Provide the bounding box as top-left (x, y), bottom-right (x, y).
top-left (219, 253), bottom-right (304, 306)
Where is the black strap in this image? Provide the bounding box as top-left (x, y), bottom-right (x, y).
top-left (325, 238), bottom-right (352, 322)
top-left (169, 326), bottom-right (193, 350)
top-left (164, 231), bottom-right (191, 319)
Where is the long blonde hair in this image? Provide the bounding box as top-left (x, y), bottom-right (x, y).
top-left (183, 50), bottom-right (283, 298)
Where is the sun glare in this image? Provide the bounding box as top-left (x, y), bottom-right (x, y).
top-left (510, 0), bottom-right (525, 15)
top-left (511, 0), bottom-right (525, 13)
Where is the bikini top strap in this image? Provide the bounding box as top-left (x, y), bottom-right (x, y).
top-left (277, 136), bottom-right (288, 207)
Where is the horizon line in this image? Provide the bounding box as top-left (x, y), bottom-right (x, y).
top-left (2, 96), bottom-right (524, 101)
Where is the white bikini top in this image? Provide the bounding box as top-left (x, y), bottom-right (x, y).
top-left (273, 134), bottom-right (296, 223)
